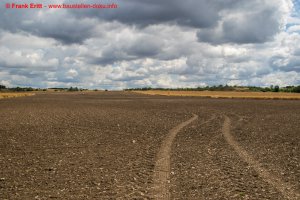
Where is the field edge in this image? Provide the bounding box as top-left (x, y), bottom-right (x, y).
top-left (132, 91), bottom-right (300, 100)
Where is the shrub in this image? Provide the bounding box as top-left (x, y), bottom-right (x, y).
top-left (0, 85), bottom-right (6, 90)
top-left (274, 85), bottom-right (279, 92)
top-left (292, 86), bottom-right (300, 93)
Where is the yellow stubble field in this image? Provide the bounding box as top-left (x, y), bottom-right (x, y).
top-left (0, 93), bottom-right (35, 99)
top-left (133, 90), bottom-right (300, 100)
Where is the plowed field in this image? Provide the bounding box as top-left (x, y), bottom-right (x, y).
top-left (0, 92), bottom-right (299, 199)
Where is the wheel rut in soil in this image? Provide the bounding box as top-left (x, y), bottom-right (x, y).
top-left (222, 115), bottom-right (300, 200)
top-left (152, 114), bottom-right (198, 200)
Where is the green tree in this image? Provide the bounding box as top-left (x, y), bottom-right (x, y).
top-left (0, 85), bottom-right (6, 90)
top-left (292, 86), bottom-right (300, 93)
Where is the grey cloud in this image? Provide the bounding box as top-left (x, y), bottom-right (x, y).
top-left (270, 55), bottom-right (300, 72)
top-left (1, 0), bottom-right (286, 46)
top-left (197, 7), bottom-right (280, 44)
top-left (127, 36), bottom-right (161, 57)
top-left (0, 8), bottom-right (95, 44)
top-left (32, 21), bottom-right (94, 44)
top-left (0, 0), bottom-right (299, 89)
top-left (106, 72), bottom-right (146, 82)
top-left (223, 9), bottom-right (278, 43)
top-left (88, 48), bottom-right (133, 66)
top-left (72, 0), bottom-right (224, 28)
top-left (88, 34), bottom-right (162, 65)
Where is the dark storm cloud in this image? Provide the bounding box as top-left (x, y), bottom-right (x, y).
top-left (31, 21), bottom-right (94, 44)
top-left (197, 7), bottom-right (281, 44)
top-left (1, 0), bottom-right (284, 45)
top-left (70, 0), bottom-right (284, 45)
top-left (72, 0), bottom-right (224, 28)
top-left (0, 8), bottom-right (95, 44)
top-left (127, 37), bottom-right (161, 57)
top-left (1, 0), bottom-right (224, 44)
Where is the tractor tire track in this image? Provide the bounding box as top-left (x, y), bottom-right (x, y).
top-left (222, 115), bottom-right (300, 200)
top-left (152, 114), bottom-right (198, 200)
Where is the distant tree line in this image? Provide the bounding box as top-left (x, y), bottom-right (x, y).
top-left (125, 85), bottom-right (300, 93)
top-left (1, 84), bottom-right (299, 93)
top-left (0, 85), bottom-right (45, 92)
top-left (0, 85), bottom-right (88, 92)
top-left (48, 87), bottom-right (88, 92)
top-left (248, 85), bottom-right (300, 93)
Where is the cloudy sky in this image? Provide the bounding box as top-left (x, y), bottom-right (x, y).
top-left (1, 0), bottom-right (300, 89)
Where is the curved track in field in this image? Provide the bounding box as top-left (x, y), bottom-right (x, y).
top-left (152, 114), bottom-right (198, 200)
top-left (222, 116), bottom-right (300, 200)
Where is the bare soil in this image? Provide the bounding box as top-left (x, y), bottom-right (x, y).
top-left (0, 92), bottom-right (299, 199)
